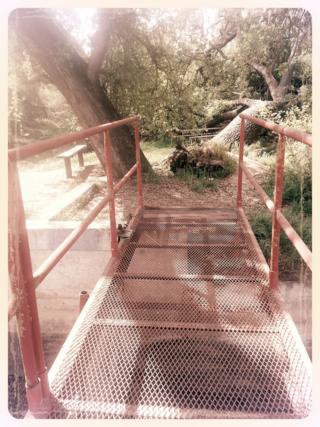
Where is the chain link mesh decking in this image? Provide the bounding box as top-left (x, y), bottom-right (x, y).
top-left (48, 207), bottom-right (312, 419)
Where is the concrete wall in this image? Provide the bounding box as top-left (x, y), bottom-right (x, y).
top-left (8, 221), bottom-right (111, 375)
top-left (28, 220), bottom-right (112, 333)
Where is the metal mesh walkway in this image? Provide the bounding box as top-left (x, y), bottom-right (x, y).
top-left (48, 207), bottom-right (312, 419)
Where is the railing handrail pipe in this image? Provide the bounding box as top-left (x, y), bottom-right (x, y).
top-left (237, 115), bottom-right (312, 290)
top-left (9, 115), bottom-right (141, 162)
top-left (8, 115), bottom-right (143, 417)
top-left (239, 113), bottom-right (312, 146)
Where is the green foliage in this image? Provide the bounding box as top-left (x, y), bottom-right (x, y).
top-left (271, 103), bottom-right (312, 134)
top-left (262, 165), bottom-right (312, 216)
top-left (204, 142), bottom-right (237, 178)
top-left (9, 26), bottom-right (82, 147)
top-left (142, 168), bottom-right (160, 184)
top-left (260, 144), bottom-right (277, 156)
top-left (140, 138), bottom-right (174, 165)
top-left (248, 99), bottom-right (312, 271)
top-left (101, 8), bottom-right (211, 140)
top-left (258, 136), bottom-right (268, 148)
top-left (264, 103), bottom-right (312, 216)
top-left (248, 207), bottom-right (311, 271)
top-left (10, 8), bottom-right (312, 152)
top-left (175, 168), bottom-right (217, 194)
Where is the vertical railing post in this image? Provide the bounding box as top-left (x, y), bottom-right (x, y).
top-left (135, 119), bottom-right (143, 206)
top-left (237, 118), bottom-right (245, 208)
top-left (12, 160), bottom-right (51, 402)
top-left (269, 133), bottom-right (286, 289)
top-left (105, 130), bottom-right (119, 257)
top-left (8, 158), bottom-right (46, 416)
top-left (79, 290), bottom-right (90, 314)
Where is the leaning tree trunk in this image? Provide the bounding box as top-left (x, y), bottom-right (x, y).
top-left (209, 102), bottom-right (272, 150)
top-left (12, 9), bottom-right (150, 179)
top-left (206, 105), bottom-right (248, 128)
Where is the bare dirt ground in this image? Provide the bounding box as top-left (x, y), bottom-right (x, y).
top-left (19, 164), bottom-right (97, 219)
top-left (20, 153), bottom-right (269, 222)
top-left (113, 155), bottom-right (269, 221)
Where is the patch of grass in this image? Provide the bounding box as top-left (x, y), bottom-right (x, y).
top-left (258, 136), bottom-right (268, 148)
top-left (211, 144), bottom-right (237, 178)
top-left (140, 139), bottom-right (174, 165)
top-left (262, 165), bottom-right (312, 216)
top-left (231, 139), bottom-right (278, 166)
top-left (19, 155), bottom-right (62, 172)
top-left (260, 143), bottom-right (277, 156)
top-left (248, 149), bottom-right (312, 275)
top-left (248, 206), bottom-right (311, 272)
top-left (256, 151), bottom-right (277, 167)
top-left (212, 152), bottom-right (236, 180)
top-left (175, 168), bottom-right (217, 194)
top-left (142, 167), bottom-right (160, 184)
top-left (83, 152), bottom-right (100, 165)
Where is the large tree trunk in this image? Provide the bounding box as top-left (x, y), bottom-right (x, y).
top-left (209, 102), bottom-right (271, 149)
top-left (12, 9), bottom-right (150, 179)
top-left (206, 105), bottom-right (248, 128)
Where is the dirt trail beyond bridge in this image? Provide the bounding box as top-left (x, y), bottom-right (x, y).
top-left (19, 153), bottom-right (270, 222)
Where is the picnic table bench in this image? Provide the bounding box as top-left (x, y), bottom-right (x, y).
top-left (56, 145), bottom-right (86, 178)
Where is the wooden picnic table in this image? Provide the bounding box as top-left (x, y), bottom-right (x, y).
top-left (56, 145), bottom-right (86, 178)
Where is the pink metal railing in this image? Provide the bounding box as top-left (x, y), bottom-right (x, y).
top-left (8, 111), bottom-right (313, 417)
top-left (8, 116), bottom-right (143, 417)
top-left (236, 113), bottom-right (312, 289)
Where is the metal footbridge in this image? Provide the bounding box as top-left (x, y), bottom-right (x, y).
top-left (8, 114), bottom-right (312, 419)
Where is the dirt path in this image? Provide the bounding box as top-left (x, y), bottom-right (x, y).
top-left (19, 164), bottom-right (102, 219)
top-left (19, 154), bottom-right (270, 222)
top-left (72, 153), bottom-right (270, 223)
top-left (20, 169), bottom-right (72, 215)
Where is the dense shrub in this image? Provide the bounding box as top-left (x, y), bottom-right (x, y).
top-left (248, 207), bottom-right (311, 272)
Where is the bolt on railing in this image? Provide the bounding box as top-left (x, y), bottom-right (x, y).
top-left (8, 115), bottom-right (143, 418)
top-left (236, 113), bottom-right (312, 290)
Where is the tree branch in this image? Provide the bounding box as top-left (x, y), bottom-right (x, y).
top-left (206, 97), bottom-right (261, 107)
top-left (206, 105), bottom-right (248, 128)
top-left (87, 9), bottom-right (111, 84)
top-left (246, 10), bottom-right (311, 102)
top-left (207, 29), bottom-right (237, 60)
top-left (276, 11), bottom-right (310, 99)
top-left (210, 45), bottom-right (229, 60)
top-left (128, 29), bottom-right (163, 80)
top-left (220, 89), bottom-right (242, 96)
top-left (247, 60), bottom-right (280, 100)
top-left (287, 12), bottom-right (309, 64)
top-left (228, 98), bottom-right (261, 107)
top-left (52, 15), bottom-right (87, 60)
top-left (184, 53), bottom-right (205, 61)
